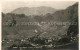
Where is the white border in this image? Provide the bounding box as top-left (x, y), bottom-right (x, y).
top-left (0, 0), bottom-right (79, 50)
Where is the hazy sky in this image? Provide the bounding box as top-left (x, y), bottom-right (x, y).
top-left (2, 1), bottom-right (77, 13)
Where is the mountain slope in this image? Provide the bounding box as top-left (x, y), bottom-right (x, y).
top-left (38, 3), bottom-right (78, 39)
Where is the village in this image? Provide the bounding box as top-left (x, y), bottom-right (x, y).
top-left (2, 33), bottom-right (78, 48)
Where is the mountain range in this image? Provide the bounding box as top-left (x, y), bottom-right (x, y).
top-left (2, 3), bottom-right (78, 40)
top-left (11, 6), bottom-right (56, 16)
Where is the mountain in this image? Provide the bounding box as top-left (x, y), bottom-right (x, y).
top-left (2, 3), bottom-right (78, 40)
top-left (38, 3), bottom-right (78, 39)
top-left (11, 6), bottom-right (56, 16)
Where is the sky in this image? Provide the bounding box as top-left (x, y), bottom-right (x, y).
top-left (2, 1), bottom-right (77, 13)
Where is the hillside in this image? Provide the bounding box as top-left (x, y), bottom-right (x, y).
top-left (2, 3), bottom-right (78, 40)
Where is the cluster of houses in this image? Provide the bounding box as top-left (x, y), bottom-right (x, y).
top-left (2, 33), bottom-right (78, 48)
